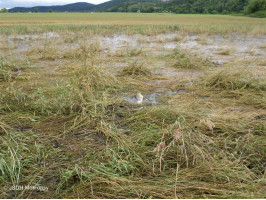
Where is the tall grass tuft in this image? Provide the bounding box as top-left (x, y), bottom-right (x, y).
top-left (204, 67), bottom-right (265, 90)
top-left (68, 62), bottom-right (117, 114)
top-left (118, 61), bottom-right (152, 77)
top-left (171, 48), bottom-right (214, 69)
top-left (0, 58), bottom-right (26, 82)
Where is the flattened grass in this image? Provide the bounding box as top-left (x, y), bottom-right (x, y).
top-left (0, 23), bottom-right (265, 198)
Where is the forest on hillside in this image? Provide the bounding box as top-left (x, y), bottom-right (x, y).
top-left (105, 0), bottom-right (249, 14)
top-left (5, 0), bottom-right (266, 17)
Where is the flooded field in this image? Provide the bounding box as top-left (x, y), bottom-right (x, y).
top-left (0, 23), bottom-right (266, 198)
top-left (1, 32), bottom-right (265, 102)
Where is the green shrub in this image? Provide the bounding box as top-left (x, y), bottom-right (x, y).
top-left (249, 10), bottom-right (266, 17)
top-left (245, 0), bottom-right (266, 17)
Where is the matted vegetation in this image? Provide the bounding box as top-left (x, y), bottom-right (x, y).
top-left (0, 14), bottom-right (265, 199)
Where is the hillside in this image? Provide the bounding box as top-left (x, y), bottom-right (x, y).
top-left (93, 0), bottom-right (165, 12)
top-left (93, 0), bottom-right (248, 13)
top-left (9, 2), bottom-right (95, 12)
top-left (8, 0), bottom-right (249, 14)
top-left (164, 0), bottom-right (248, 14)
top-left (8, 0), bottom-right (165, 13)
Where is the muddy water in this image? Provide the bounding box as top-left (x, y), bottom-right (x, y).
top-left (3, 32), bottom-right (265, 62)
top-left (1, 32), bottom-right (265, 105)
top-left (182, 34), bottom-right (266, 64)
top-left (17, 44), bottom-right (30, 51)
top-left (125, 94), bottom-right (158, 104)
top-left (124, 88), bottom-right (188, 105)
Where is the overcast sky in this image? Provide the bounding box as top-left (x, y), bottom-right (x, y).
top-left (0, 0), bottom-right (109, 8)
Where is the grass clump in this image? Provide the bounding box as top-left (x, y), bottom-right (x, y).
top-left (0, 61), bottom-right (116, 116)
top-left (171, 48), bottom-right (214, 69)
top-left (127, 48), bottom-right (144, 57)
top-left (72, 62), bottom-right (115, 92)
top-left (26, 42), bottom-right (60, 61)
top-left (68, 62), bottom-right (117, 114)
top-left (62, 40), bottom-right (101, 60)
top-left (76, 41), bottom-right (100, 60)
top-left (118, 61), bottom-right (152, 77)
top-left (114, 47), bottom-right (144, 58)
top-left (0, 127), bottom-right (46, 187)
top-left (0, 60), bottom-right (13, 82)
top-left (0, 58), bottom-right (27, 82)
top-left (204, 67), bottom-right (265, 90)
top-left (216, 48), bottom-right (234, 55)
top-left (94, 146), bottom-right (146, 176)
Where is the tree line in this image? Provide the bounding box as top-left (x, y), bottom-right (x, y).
top-left (1, 0), bottom-right (265, 17)
top-left (104, 0), bottom-right (265, 16)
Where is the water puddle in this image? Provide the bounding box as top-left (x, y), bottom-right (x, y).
top-left (2, 32), bottom-right (266, 82)
top-left (99, 34), bottom-right (139, 53)
top-left (199, 96), bottom-right (210, 100)
top-left (180, 41), bottom-right (198, 49)
top-left (156, 68), bottom-right (204, 80)
top-left (124, 94), bottom-right (158, 104)
top-left (124, 89), bottom-right (187, 105)
top-left (12, 67), bottom-right (21, 73)
top-left (99, 49), bottom-right (108, 55)
top-left (17, 44), bottom-right (29, 51)
top-left (164, 43), bottom-right (177, 49)
top-left (173, 89), bottom-right (187, 94)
